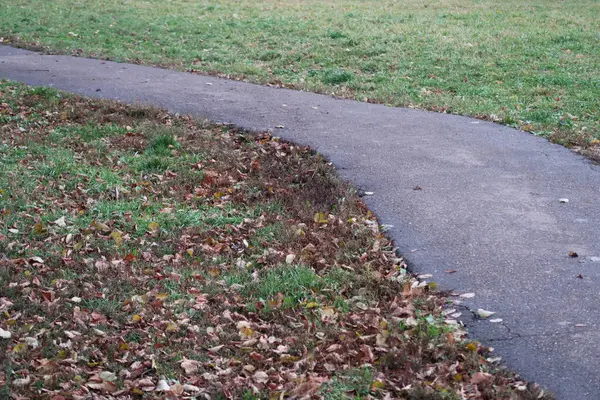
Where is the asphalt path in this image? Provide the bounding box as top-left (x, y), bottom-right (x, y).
top-left (2, 45), bottom-right (600, 399)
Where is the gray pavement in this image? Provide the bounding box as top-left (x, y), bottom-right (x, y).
top-left (1, 45), bottom-right (599, 399)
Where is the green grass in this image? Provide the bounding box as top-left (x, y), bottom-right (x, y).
top-left (319, 367), bottom-right (375, 400)
top-left (1, 0), bottom-right (599, 148)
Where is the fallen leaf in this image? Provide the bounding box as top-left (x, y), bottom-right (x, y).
top-left (253, 371), bottom-right (269, 384)
top-left (99, 371), bottom-right (117, 382)
top-left (53, 216), bottom-right (67, 227)
top-left (110, 231), bottom-right (123, 246)
top-left (475, 309), bottom-right (496, 319)
top-left (165, 322), bottom-right (178, 332)
top-left (181, 359), bottom-right (200, 375)
top-left (40, 290), bottom-right (55, 302)
top-left (182, 384), bottom-right (201, 392)
top-left (33, 222), bottom-right (46, 235)
top-left (29, 256), bottom-right (44, 265)
top-left (208, 344), bottom-right (224, 352)
top-left (170, 383), bottom-right (184, 395)
top-left (12, 342), bottom-right (28, 354)
top-left (471, 372), bottom-right (493, 385)
top-left (13, 376), bottom-right (31, 387)
top-left (313, 212), bottom-right (327, 224)
top-left (155, 379), bottom-right (170, 391)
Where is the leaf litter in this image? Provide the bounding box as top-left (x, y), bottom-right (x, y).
top-left (0, 82), bottom-right (551, 398)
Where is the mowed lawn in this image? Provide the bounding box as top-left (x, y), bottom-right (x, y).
top-left (1, 0), bottom-right (599, 149)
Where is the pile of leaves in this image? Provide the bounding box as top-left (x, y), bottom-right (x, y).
top-left (0, 81), bottom-right (550, 399)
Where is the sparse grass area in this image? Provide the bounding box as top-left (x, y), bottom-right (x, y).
top-left (1, 0), bottom-right (599, 151)
top-left (0, 81), bottom-right (551, 398)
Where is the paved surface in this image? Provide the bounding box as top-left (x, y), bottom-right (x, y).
top-left (2, 45), bottom-right (600, 399)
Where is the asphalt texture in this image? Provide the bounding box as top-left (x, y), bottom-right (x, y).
top-left (2, 45), bottom-right (600, 399)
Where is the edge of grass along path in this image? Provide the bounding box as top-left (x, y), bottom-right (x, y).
top-left (1, 0), bottom-right (598, 158)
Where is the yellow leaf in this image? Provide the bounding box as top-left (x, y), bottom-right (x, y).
top-left (155, 293), bottom-right (169, 301)
top-left (313, 212), bottom-right (327, 224)
top-left (33, 222), bottom-right (46, 235)
top-left (57, 349), bottom-right (69, 359)
top-left (131, 314), bottom-right (142, 323)
top-left (147, 222), bottom-right (159, 232)
top-left (320, 307), bottom-right (336, 318)
top-left (208, 268), bottom-right (221, 278)
top-left (120, 342), bottom-right (129, 351)
top-left (186, 248), bottom-right (194, 256)
top-left (12, 342), bottom-right (27, 354)
top-left (166, 322), bottom-right (178, 332)
top-left (110, 231), bottom-right (123, 246)
top-left (305, 302), bottom-right (320, 309)
top-left (91, 220), bottom-right (111, 233)
top-left (280, 355), bottom-right (300, 363)
top-left (131, 388), bottom-right (144, 395)
top-left (371, 380), bottom-right (385, 390)
top-left (239, 326), bottom-right (254, 338)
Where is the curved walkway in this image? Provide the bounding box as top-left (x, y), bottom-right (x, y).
top-left (2, 45), bottom-right (600, 399)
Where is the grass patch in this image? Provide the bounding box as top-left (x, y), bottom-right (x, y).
top-left (0, 0), bottom-right (598, 151)
top-left (147, 133), bottom-right (180, 155)
top-left (0, 80), bottom-right (550, 399)
top-left (319, 367), bottom-right (374, 399)
top-left (321, 69), bottom-right (355, 85)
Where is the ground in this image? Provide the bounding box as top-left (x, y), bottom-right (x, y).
top-left (0, 0), bottom-right (598, 151)
top-left (0, 82), bottom-right (551, 398)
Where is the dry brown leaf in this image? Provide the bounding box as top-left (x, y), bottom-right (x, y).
top-left (180, 359), bottom-right (200, 375)
top-left (253, 371), bottom-right (269, 384)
